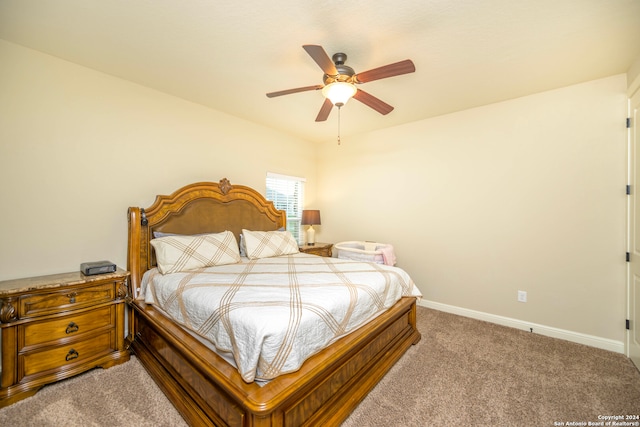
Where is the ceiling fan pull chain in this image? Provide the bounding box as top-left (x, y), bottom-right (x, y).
top-left (337, 106), bottom-right (341, 145)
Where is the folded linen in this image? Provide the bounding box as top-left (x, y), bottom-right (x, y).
top-left (380, 244), bottom-right (396, 266)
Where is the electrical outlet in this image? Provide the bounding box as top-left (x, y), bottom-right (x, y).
top-left (517, 290), bottom-right (527, 303)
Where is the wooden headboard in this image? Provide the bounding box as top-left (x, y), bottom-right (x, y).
top-left (127, 178), bottom-right (286, 295)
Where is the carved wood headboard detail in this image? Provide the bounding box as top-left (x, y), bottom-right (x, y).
top-left (127, 178), bottom-right (286, 295)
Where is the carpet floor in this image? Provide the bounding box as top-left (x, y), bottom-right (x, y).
top-left (1, 306), bottom-right (639, 426)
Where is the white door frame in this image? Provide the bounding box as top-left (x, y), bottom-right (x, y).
top-left (627, 80), bottom-right (640, 368)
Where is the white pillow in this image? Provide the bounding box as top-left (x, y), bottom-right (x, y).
top-left (151, 230), bottom-right (240, 274)
top-left (241, 229), bottom-right (299, 259)
top-left (239, 233), bottom-right (247, 257)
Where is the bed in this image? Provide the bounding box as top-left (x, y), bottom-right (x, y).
top-left (126, 178), bottom-right (421, 426)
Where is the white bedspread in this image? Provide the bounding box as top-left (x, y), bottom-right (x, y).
top-left (140, 253), bottom-right (421, 383)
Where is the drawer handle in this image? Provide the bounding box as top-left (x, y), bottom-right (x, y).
top-left (66, 292), bottom-right (77, 304)
top-left (65, 322), bottom-right (79, 334)
top-left (65, 349), bottom-right (79, 361)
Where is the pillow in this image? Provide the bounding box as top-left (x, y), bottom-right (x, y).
top-left (150, 230), bottom-right (240, 274)
top-left (239, 233), bottom-right (247, 257)
top-left (153, 231), bottom-right (188, 238)
top-left (239, 227), bottom-right (285, 258)
top-left (241, 229), bottom-right (299, 259)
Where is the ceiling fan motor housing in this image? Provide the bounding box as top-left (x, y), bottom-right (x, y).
top-left (323, 52), bottom-right (356, 85)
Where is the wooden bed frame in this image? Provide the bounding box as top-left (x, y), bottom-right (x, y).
top-left (126, 178), bottom-right (421, 426)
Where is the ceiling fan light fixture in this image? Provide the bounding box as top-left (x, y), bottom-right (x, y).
top-left (322, 82), bottom-right (357, 107)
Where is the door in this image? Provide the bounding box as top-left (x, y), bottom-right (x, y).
top-left (629, 88), bottom-right (640, 369)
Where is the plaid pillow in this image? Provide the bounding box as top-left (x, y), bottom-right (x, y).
top-left (241, 229), bottom-right (299, 259)
top-left (151, 230), bottom-right (240, 274)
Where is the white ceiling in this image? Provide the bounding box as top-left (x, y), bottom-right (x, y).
top-left (1, 0), bottom-right (639, 143)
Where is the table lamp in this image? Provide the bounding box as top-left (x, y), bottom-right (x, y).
top-left (301, 210), bottom-right (321, 246)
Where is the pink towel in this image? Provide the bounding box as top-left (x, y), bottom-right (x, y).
top-left (380, 245), bottom-right (396, 266)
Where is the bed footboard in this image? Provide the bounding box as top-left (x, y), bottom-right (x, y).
top-left (129, 296), bottom-right (420, 427)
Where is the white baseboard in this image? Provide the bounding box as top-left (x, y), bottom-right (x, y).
top-left (418, 299), bottom-right (625, 354)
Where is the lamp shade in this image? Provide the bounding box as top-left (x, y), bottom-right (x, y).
top-left (301, 210), bottom-right (321, 225)
top-left (321, 82), bottom-right (357, 106)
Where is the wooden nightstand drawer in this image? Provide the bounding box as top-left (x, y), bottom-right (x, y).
top-left (21, 305), bottom-right (114, 349)
top-left (19, 282), bottom-right (115, 319)
top-left (21, 328), bottom-right (116, 378)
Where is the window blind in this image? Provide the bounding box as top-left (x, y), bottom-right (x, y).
top-left (266, 173), bottom-right (305, 243)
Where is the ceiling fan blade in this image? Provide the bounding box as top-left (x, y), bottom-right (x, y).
top-left (266, 85), bottom-right (323, 98)
top-left (315, 98), bottom-right (334, 122)
top-left (303, 45), bottom-right (338, 76)
top-left (354, 59), bottom-right (415, 84)
top-left (353, 89), bottom-right (394, 115)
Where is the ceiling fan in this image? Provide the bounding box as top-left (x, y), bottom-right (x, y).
top-left (266, 45), bottom-right (416, 122)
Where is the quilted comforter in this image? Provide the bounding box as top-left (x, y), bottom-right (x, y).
top-left (140, 252), bottom-right (421, 382)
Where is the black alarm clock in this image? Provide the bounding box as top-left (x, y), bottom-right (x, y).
top-left (80, 260), bottom-right (117, 276)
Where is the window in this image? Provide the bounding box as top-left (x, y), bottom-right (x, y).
top-left (266, 173), bottom-right (305, 243)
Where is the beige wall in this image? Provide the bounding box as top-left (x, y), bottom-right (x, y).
top-left (317, 74), bottom-right (628, 344)
top-left (0, 40), bottom-right (317, 280)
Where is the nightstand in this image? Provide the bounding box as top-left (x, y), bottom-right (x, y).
top-left (0, 269), bottom-right (130, 407)
top-left (299, 242), bottom-right (333, 257)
